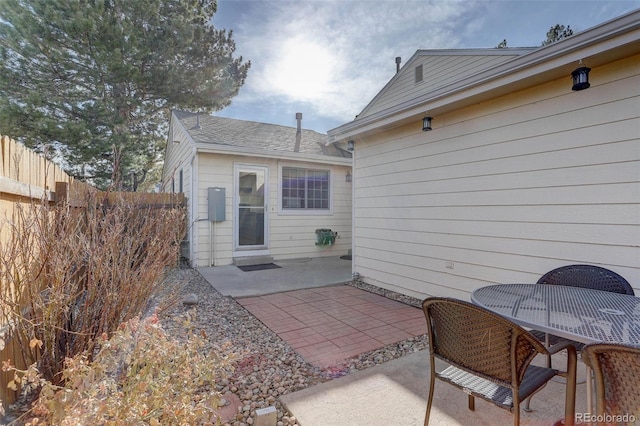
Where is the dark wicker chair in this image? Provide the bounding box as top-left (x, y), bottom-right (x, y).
top-left (530, 265), bottom-right (634, 360)
top-left (422, 297), bottom-right (576, 426)
top-left (524, 265), bottom-right (633, 412)
top-left (581, 343), bottom-right (640, 423)
top-left (537, 264), bottom-right (633, 294)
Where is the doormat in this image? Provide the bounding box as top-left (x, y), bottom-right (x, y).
top-left (237, 263), bottom-right (282, 272)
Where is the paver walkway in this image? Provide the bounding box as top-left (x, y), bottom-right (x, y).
top-left (236, 285), bottom-right (426, 368)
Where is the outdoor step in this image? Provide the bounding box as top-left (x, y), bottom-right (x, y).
top-left (233, 256), bottom-right (274, 267)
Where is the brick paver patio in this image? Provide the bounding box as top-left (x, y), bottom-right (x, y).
top-left (236, 285), bottom-right (426, 368)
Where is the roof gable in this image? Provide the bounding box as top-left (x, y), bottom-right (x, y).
top-left (357, 48), bottom-right (535, 120)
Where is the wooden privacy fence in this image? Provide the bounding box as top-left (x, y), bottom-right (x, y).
top-left (1, 134), bottom-right (77, 198)
top-left (1, 134), bottom-right (80, 407)
top-left (0, 134), bottom-right (185, 407)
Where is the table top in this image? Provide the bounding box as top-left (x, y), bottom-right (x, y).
top-left (471, 284), bottom-right (640, 346)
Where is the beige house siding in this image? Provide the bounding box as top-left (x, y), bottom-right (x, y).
top-left (351, 54), bottom-right (640, 300)
top-left (162, 119), bottom-right (195, 259)
top-left (163, 123), bottom-right (194, 195)
top-left (192, 153), bottom-right (352, 267)
top-left (191, 153), bottom-right (233, 267)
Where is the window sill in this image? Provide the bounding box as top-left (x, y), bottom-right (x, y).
top-left (278, 209), bottom-right (333, 216)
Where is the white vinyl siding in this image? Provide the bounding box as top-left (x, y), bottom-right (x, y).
top-left (351, 55), bottom-right (640, 300)
top-left (162, 120), bottom-right (193, 196)
top-left (271, 163), bottom-right (351, 259)
top-left (162, 115), bottom-right (195, 263)
top-left (192, 155), bottom-right (352, 267)
top-left (193, 154), bottom-right (234, 267)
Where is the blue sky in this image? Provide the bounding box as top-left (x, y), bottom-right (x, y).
top-left (212, 0), bottom-right (640, 134)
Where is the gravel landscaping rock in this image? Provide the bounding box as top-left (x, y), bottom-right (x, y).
top-left (158, 267), bottom-right (429, 426)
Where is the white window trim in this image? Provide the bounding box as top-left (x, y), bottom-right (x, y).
top-left (278, 163), bottom-right (333, 216)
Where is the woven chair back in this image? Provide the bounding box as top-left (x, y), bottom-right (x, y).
top-left (582, 343), bottom-right (640, 419)
top-left (423, 298), bottom-right (545, 386)
top-left (537, 265), bottom-right (633, 295)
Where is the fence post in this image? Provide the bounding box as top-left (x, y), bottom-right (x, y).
top-left (55, 182), bottom-right (69, 205)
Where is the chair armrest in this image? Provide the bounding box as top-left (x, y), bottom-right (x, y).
top-left (547, 339), bottom-right (577, 356)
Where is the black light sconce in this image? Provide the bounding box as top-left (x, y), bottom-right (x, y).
top-left (347, 140), bottom-right (355, 151)
top-left (422, 115), bottom-right (433, 131)
top-left (346, 171), bottom-right (352, 182)
top-left (571, 61), bottom-right (591, 91)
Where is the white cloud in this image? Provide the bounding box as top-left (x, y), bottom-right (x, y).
top-left (232, 0), bottom-right (479, 122)
top-left (253, 36), bottom-right (337, 100)
top-left (216, 0), bottom-right (640, 132)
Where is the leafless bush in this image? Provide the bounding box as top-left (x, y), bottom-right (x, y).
top-left (3, 313), bottom-right (231, 425)
top-left (0, 190), bottom-right (187, 385)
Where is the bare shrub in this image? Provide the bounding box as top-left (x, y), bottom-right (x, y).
top-left (0, 190), bottom-right (187, 385)
top-left (3, 313), bottom-right (231, 425)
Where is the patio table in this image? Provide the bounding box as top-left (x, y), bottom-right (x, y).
top-left (471, 283), bottom-right (640, 416)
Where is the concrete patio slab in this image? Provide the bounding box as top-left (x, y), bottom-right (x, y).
top-left (198, 256), bottom-right (352, 297)
top-left (280, 350), bottom-right (590, 426)
top-left (198, 258), bottom-right (592, 426)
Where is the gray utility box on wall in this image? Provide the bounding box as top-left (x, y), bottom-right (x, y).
top-left (208, 187), bottom-right (225, 222)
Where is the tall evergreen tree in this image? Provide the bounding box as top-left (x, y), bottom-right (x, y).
top-left (0, 0), bottom-right (250, 189)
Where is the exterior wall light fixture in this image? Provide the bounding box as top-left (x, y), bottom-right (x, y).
top-left (347, 140), bottom-right (355, 151)
top-left (346, 171), bottom-right (352, 182)
top-left (571, 61), bottom-right (591, 91)
top-left (422, 115), bottom-right (433, 131)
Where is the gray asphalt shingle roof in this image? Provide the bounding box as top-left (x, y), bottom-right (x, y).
top-left (173, 110), bottom-right (349, 158)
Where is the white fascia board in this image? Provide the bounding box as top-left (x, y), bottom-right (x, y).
top-left (195, 143), bottom-right (352, 166)
top-left (328, 10), bottom-right (640, 142)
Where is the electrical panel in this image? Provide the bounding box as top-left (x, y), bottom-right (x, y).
top-left (207, 187), bottom-right (225, 222)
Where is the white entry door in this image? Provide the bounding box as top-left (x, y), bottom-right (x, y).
top-left (234, 165), bottom-right (268, 251)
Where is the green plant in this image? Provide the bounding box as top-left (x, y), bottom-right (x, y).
top-left (3, 313), bottom-right (233, 425)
